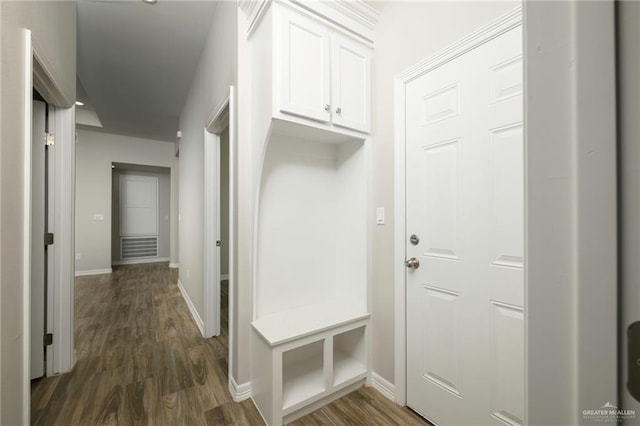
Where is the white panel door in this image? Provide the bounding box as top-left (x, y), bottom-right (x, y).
top-left (331, 34), bottom-right (371, 133)
top-left (406, 26), bottom-right (524, 425)
top-left (31, 100), bottom-right (47, 380)
top-left (120, 174), bottom-right (158, 236)
top-left (278, 8), bottom-right (331, 123)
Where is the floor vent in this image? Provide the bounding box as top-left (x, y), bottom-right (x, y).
top-left (121, 236), bottom-right (158, 259)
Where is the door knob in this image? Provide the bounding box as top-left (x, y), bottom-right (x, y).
top-left (405, 257), bottom-right (420, 269)
top-left (324, 104), bottom-right (331, 112)
top-left (336, 107), bottom-right (342, 115)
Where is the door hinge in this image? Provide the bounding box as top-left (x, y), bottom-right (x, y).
top-left (43, 333), bottom-right (53, 346)
top-left (44, 132), bottom-right (55, 146)
top-left (45, 232), bottom-right (54, 246)
top-left (216, 240), bottom-right (221, 247)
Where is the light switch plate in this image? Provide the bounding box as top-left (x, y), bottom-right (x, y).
top-left (376, 207), bottom-right (385, 225)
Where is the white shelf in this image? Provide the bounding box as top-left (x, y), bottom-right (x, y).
top-left (333, 350), bottom-right (367, 386)
top-left (252, 300), bottom-right (370, 346)
top-left (282, 353), bottom-right (325, 410)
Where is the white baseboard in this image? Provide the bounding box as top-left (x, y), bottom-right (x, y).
top-left (220, 274), bottom-right (229, 280)
top-left (229, 375), bottom-right (251, 402)
top-left (177, 279), bottom-right (205, 337)
top-left (371, 372), bottom-right (395, 402)
top-left (112, 257), bottom-right (170, 266)
top-left (169, 262), bottom-right (179, 269)
top-left (74, 268), bottom-right (112, 277)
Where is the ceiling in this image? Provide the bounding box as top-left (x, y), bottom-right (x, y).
top-left (76, 0), bottom-right (218, 142)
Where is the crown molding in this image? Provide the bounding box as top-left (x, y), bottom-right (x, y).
top-left (239, 0), bottom-right (379, 42)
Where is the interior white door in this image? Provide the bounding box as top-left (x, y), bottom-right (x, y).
top-left (30, 100), bottom-right (46, 380)
top-left (331, 34), bottom-right (371, 133)
top-left (278, 7), bottom-right (331, 123)
top-left (120, 174), bottom-right (158, 236)
top-left (204, 127), bottom-right (221, 337)
top-left (405, 26), bottom-right (524, 425)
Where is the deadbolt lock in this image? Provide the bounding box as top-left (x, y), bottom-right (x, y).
top-left (409, 234), bottom-right (420, 245)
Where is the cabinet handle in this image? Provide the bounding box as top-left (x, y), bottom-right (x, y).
top-left (336, 107), bottom-right (342, 115)
top-left (324, 104), bottom-right (331, 113)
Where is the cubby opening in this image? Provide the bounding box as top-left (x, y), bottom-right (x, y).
top-left (255, 134), bottom-right (367, 323)
top-left (282, 340), bottom-right (325, 410)
top-left (333, 326), bottom-right (366, 386)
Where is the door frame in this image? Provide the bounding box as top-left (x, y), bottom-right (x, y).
top-left (393, 7), bottom-right (522, 407)
top-left (21, 28), bottom-right (76, 423)
top-left (203, 87), bottom-right (235, 345)
top-left (394, 3), bottom-right (618, 424)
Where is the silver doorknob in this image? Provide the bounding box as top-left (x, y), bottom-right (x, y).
top-left (405, 257), bottom-right (420, 269)
top-left (336, 107), bottom-right (342, 115)
top-left (324, 104), bottom-right (331, 112)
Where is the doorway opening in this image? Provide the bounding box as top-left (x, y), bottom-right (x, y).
top-left (203, 100), bottom-right (230, 340)
top-left (394, 8), bottom-right (524, 425)
top-left (111, 163), bottom-right (171, 267)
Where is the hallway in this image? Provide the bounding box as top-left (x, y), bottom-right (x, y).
top-left (30, 264), bottom-right (428, 425)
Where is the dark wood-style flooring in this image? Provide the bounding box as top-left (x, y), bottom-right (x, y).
top-left (31, 263), bottom-right (429, 425)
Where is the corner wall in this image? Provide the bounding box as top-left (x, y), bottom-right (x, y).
top-left (75, 129), bottom-right (175, 273)
top-left (0, 2), bottom-right (76, 424)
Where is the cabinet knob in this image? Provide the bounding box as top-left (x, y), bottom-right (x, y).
top-left (324, 104), bottom-right (331, 113)
top-left (336, 107), bottom-right (342, 115)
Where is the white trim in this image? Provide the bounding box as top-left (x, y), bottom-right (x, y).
top-left (22, 29), bottom-right (33, 425)
top-left (393, 6), bottom-right (522, 407)
top-left (204, 94), bottom-right (230, 340)
top-left (229, 375), bottom-right (252, 402)
top-left (396, 7), bottom-right (522, 84)
top-left (177, 279), bottom-right (205, 337)
top-left (393, 74), bottom-right (407, 406)
top-left (50, 106), bottom-right (76, 376)
top-left (169, 263), bottom-right (179, 269)
top-left (240, 0), bottom-right (379, 43)
top-left (228, 86), bottom-right (237, 392)
top-left (32, 40), bottom-right (73, 108)
top-left (111, 257), bottom-right (169, 266)
top-left (203, 129), bottom-right (221, 338)
top-left (74, 268), bottom-right (112, 277)
top-left (206, 95), bottom-right (231, 133)
top-left (370, 372), bottom-right (395, 402)
top-left (220, 274), bottom-right (229, 281)
top-left (239, 0), bottom-right (271, 38)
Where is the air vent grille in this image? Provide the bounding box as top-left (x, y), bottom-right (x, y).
top-left (121, 236), bottom-right (158, 259)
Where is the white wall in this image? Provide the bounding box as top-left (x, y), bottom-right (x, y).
top-left (0, 2), bottom-right (76, 424)
top-left (178, 0), bottom-right (237, 331)
top-left (524, 1), bottom-right (617, 423)
top-left (370, 0), bottom-right (518, 383)
top-left (111, 168), bottom-right (171, 261)
top-left (75, 129), bottom-right (175, 273)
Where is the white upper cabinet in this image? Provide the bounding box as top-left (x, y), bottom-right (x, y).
top-left (278, 9), bottom-right (332, 123)
top-left (331, 34), bottom-right (371, 133)
top-left (276, 6), bottom-right (371, 133)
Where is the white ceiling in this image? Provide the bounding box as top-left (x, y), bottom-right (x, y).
top-left (76, 0), bottom-right (218, 142)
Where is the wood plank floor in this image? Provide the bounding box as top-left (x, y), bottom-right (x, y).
top-left (31, 263), bottom-right (430, 425)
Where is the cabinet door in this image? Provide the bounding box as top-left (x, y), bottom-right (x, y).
top-left (278, 9), bottom-right (331, 123)
top-left (331, 35), bottom-right (371, 133)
